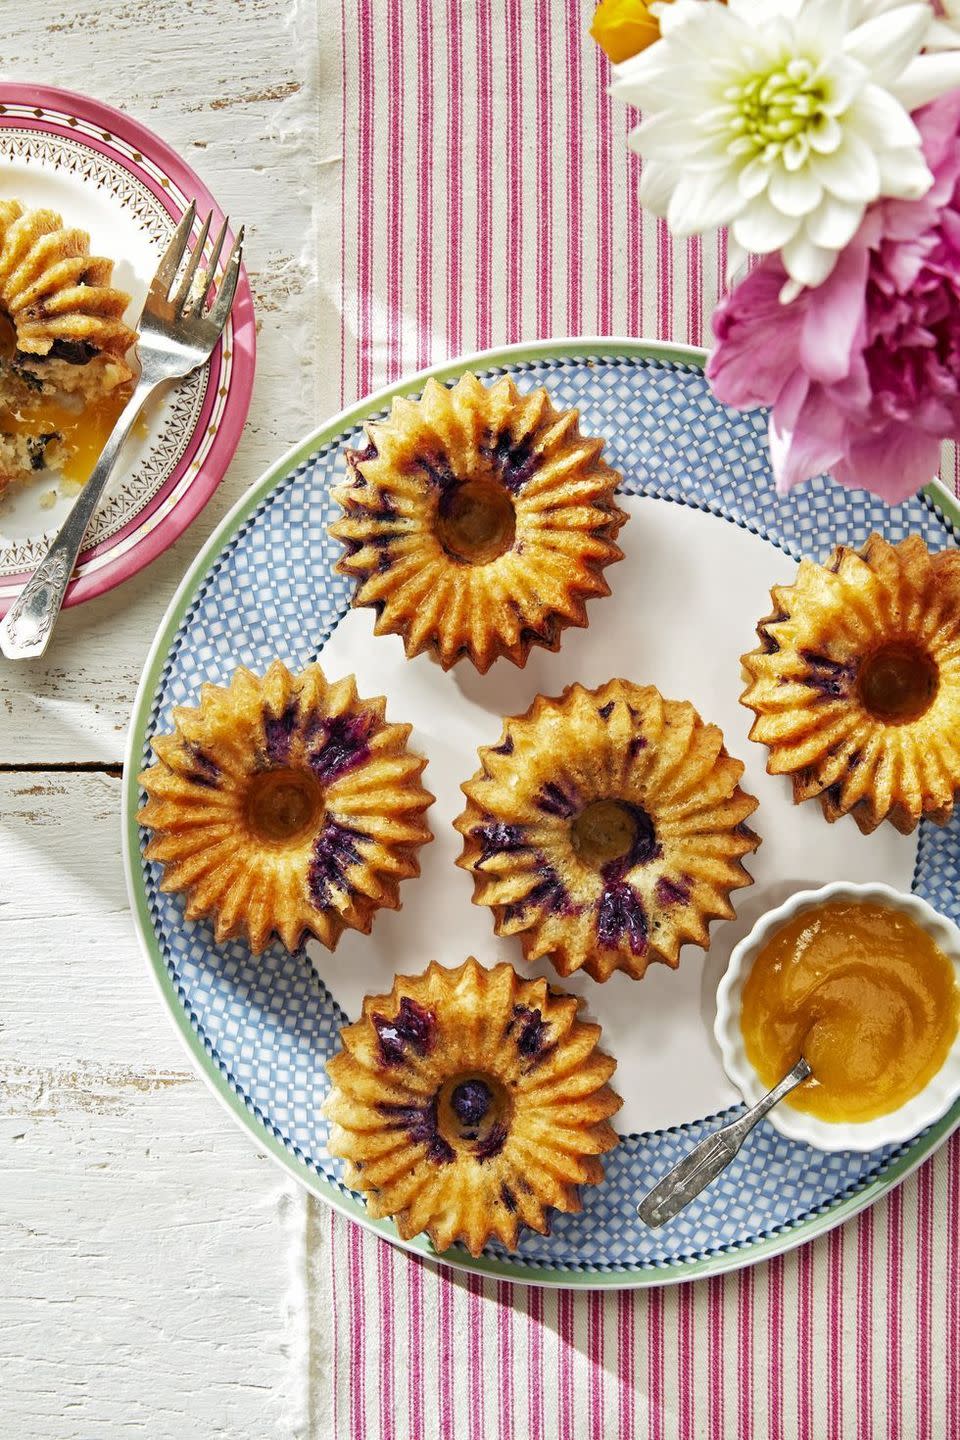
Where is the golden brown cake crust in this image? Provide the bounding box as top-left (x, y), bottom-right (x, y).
top-left (0, 199), bottom-right (136, 359)
top-left (741, 534), bottom-right (960, 835)
top-left (138, 661), bottom-right (434, 954)
top-left (325, 958), bottom-right (621, 1256)
top-left (329, 372), bottom-right (627, 672)
top-left (454, 680), bottom-right (760, 982)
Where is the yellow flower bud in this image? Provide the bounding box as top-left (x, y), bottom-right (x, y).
top-left (589, 0), bottom-right (668, 63)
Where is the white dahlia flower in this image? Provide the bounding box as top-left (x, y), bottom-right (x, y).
top-left (612, 0), bottom-right (960, 299)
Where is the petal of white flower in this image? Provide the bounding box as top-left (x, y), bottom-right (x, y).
top-left (610, 45), bottom-right (675, 95)
top-left (849, 0), bottom-right (920, 19)
top-left (780, 133), bottom-right (811, 171)
top-left (811, 132), bottom-right (881, 203)
top-left (818, 55), bottom-right (866, 116)
top-left (732, 198), bottom-right (802, 253)
top-left (778, 275), bottom-right (806, 304)
top-left (668, 170), bottom-right (744, 234)
top-left (875, 145), bottom-right (933, 200)
top-left (892, 51), bottom-right (960, 109)
top-left (804, 193), bottom-right (865, 248)
top-left (843, 4), bottom-right (931, 86)
top-left (793, 0), bottom-right (850, 52)
top-left (769, 164), bottom-right (824, 217)
top-left (927, 20), bottom-right (960, 49)
top-left (699, 101), bottom-right (745, 132)
top-left (738, 155), bottom-right (772, 200)
top-left (634, 110), bottom-right (726, 154)
top-left (610, 58), bottom-right (671, 103)
top-left (656, 0), bottom-right (720, 36)
top-left (638, 160), bottom-right (677, 217)
top-left (657, 2), bottom-right (745, 57)
top-left (781, 230), bottom-right (841, 289)
top-left (807, 113), bottom-right (843, 155)
top-left (847, 84), bottom-right (920, 150)
top-left (926, 0), bottom-right (960, 50)
top-left (729, 0), bottom-right (800, 23)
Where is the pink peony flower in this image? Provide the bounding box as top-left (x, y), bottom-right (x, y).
top-left (707, 90), bottom-right (960, 504)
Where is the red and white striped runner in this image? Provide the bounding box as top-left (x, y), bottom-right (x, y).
top-left (313, 4), bottom-right (960, 1432)
top-left (315, 1134), bottom-right (959, 1437)
top-left (336, 0), bottom-right (725, 400)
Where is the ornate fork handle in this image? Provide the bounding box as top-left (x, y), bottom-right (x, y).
top-left (0, 375), bottom-right (155, 660)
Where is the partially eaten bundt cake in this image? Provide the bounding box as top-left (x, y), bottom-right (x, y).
top-left (0, 200), bottom-right (137, 497)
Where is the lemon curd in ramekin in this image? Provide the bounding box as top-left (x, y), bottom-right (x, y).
top-left (715, 882), bottom-right (960, 1151)
top-left (740, 899), bottom-right (959, 1124)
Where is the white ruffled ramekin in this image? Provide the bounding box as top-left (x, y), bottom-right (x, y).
top-left (714, 881), bottom-right (960, 1152)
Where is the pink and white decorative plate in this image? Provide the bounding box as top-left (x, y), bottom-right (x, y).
top-left (0, 83), bottom-right (256, 614)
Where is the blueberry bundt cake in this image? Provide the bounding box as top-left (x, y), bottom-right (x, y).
top-left (138, 661), bottom-right (434, 954)
top-left (741, 534), bottom-right (960, 835)
top-left (325, 958), bottom-right (621, 1255)
top-left (0, 200), bottom-right (137, 495)
top-left (455, 681), bottom-right (761, 982)
top-left (328, 372), bottom-right (627, 672)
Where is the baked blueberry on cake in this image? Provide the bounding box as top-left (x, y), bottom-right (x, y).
top-left (325, 958), bottom-right (621, 1255)
top-left (742, 533), bottom-right (960, 834)
top-left (0, 200), bottom-right (137, 495)
top-left (328, 372), bottom-right (627, 672)
top-left (455, 681), bottom-right (760, 982)
top-left (138, 661), bottom-right (434, 954)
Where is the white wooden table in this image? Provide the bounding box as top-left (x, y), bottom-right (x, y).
top-left (1, 4), bottom-right (332, 1433)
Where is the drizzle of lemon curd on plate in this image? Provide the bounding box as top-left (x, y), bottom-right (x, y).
top-left (0, 312), bottom-right (136, 495)
top-left (740, 900), bottom-right (960, 1123)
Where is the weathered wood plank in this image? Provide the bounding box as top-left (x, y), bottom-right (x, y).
top-left (0, 0), bottom-right (321, 1428)
top-left (0, 769), bottom-right (306, 1437)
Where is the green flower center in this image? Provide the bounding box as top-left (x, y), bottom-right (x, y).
top-left (727, 58), bottom-right (829, 158)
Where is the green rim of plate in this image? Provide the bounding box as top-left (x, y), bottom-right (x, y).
top-left (122, 336), bottom-right (960, 1288)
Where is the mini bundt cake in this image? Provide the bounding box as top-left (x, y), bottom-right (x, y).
top-left (138, 660), bottom-right (434, 954)
top-left (328, 372), bottom-right (627, 672)
top-left (0, 199), bottom-right (137, 495)
top-left (741, 534), bottom-right (960, 835)
top-left (455, 680), bottom-right (760, 982)
top-left (325, 958), bottom-right (621, 1255)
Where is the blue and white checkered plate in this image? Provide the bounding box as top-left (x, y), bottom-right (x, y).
top-left (123, 340), bottom-right (960, 1288)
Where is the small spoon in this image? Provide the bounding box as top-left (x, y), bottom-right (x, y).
top-left (637, 1056), bottom-right (813, 1228)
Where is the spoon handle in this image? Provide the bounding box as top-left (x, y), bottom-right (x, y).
top-left (637, 1057), bottom-right (812, 1228)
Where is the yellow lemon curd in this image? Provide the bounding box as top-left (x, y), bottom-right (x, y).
top-left (740, 901), bottom-right (959, 1123)
top-left (0, 310), bottom-right (132, 490)
top-left (0, 386), bottom-right (131, 489)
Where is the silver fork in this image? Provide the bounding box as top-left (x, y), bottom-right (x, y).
top-left (0, 202), bottom-right (244, 660)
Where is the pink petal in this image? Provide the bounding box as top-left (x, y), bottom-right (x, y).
top-left (707, 261), bottom-right (804, 408)
top-left (769, 383), bottom-right (848, 494)
top-left (799, 235), bottom-right (870, 384)
top-left (911, 92), bottom-right (960, 175)
top-left (832, 425), bottom-right (943, 503)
